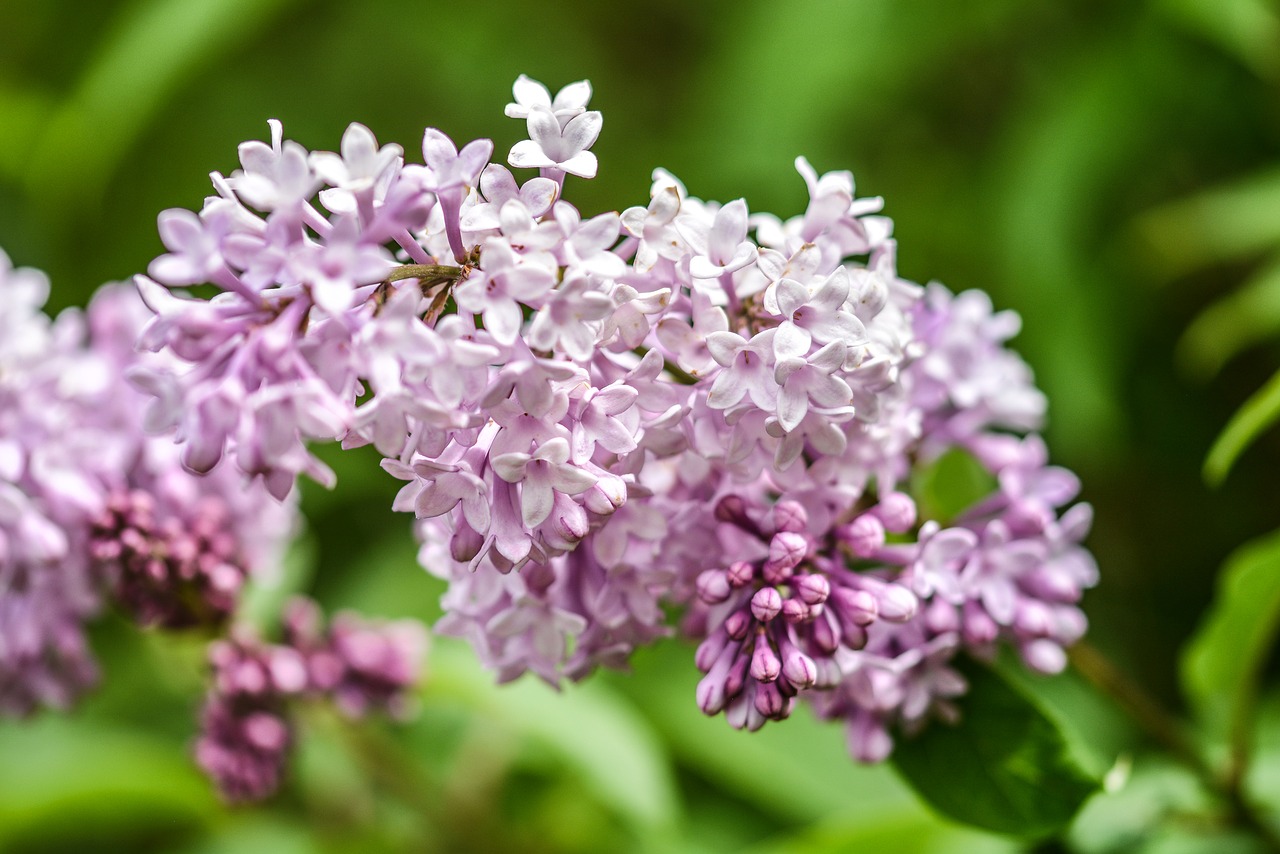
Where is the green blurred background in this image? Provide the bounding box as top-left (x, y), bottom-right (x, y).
top-left (3, 0), bottom-right (1280, 851)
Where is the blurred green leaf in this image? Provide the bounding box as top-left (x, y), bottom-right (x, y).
top-left (1156, 0), bottom-right (1280, 80)
top-left (0, 83), bottom-right (53, 179)
top-left (428, 639), bottom-right (680, 834)
top-left (891, 662), bottom-right (1098, 838)
top-left (1181, 527), bottom-right (1280, 749)
top-left (1136, 167), bottom-right (1280, 277)
top-left (1177, 254), bottom-right (1280, 380)
top-left (1204, 366), bottom-right (1280, 485)
top-left (911, 448), bottom-right (997, 524)
top-left (1069, 755), bottom-right (1262, 854)
top-left (607, 643), bottom-right (921, 825)
top-left (25, 0), bottom-right (298, 215)
top-left (0, 716), bottom-right (216, 848)
top-left (742, 812), bottom-right (1018, 854)
top-left (176, 816), bottom-right (321, 854)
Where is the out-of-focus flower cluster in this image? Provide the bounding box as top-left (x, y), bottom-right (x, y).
top-left (125, 74), bottom-right (1096, 763)
top-left (0, 260), bottom-right (424, 800)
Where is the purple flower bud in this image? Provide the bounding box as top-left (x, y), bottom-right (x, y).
top-left (724, 652), bottom-right (750, 699)
top-left (754, 681), bottom-right (786, 717)
top-left (1022, 638), bottom-right (1067, 674)
top-left (832, 586), bottom-right (878, 626)
top-left (726, 560), bottom-right (756, 588)
top-left (780, 646), bottom-right (817, 688)
top-left (841, 620), bottom-right (868, 650)
top-left (1014, 599), bottom-right (1052, 638)
top-left (840, 514), bottom-right (885, 558)
top-left (924, 598), bottom-right (960, 634)
top-left (874, 582), bottom-right (918, 623)
top-left (695, 569), bottom-right (733, 605)
top-left (1054, 608), bottom-right (1088, 644)
top-left (695, 632), bottom-right (729, 672)
top-left (724, 609), bottom-right (752, 640)
top-left (810, 611), bottom-right (840, 653)
top-left (750, 641), bottom-right (781, 682)
top-left (1022, 565), bottom-right (1081, 603)
top-left (243, 711), bottom-right (290, 752)
top-left (583, 476), bottom-right (628, 515)
top-left (763, 531), bottom-right (807, 582)
top-left (714, 494), bottom-right (754, 530)
top-left (697, 669), bottom-right (729, 715)
top-left (772, 500), bottom-right (809, 533)
top-left (963, 600), bottom-right (1000, 645)
top-left (781, 597), bottom-right (811, 623)
top-left (873, 492), bottom-right (917, 533)
top-left (793, 573), bottom-right (830, 605)
top-left (750, 587), bottom-right (783, 623)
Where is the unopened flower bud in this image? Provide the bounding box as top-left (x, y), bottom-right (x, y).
top-left (763, 531), bottom-right (807, 582)
top-left (584, 475), bottom-right (628, 515)
top-left (924, 598), bottom-right (960, 635)
top-left (696, 569), bottom-right (732, 604)
top-left (750, 641), bottom-right (781, 682)
top-left (873, 492), bottom-right (916, 533)
top-left (963, 600), bottom-right (1000, 645)
top-left (726, 560), bottom-right (755, 587)
top-left (793, 573), bottom-right (830, 605)
top-left (695, 632), bottom-right (729, 671)
top-left (724, 609), bottom-right (752, 640)
top-left (714, 494), bottom-right (753, 530)
top-left (772, 500), bottom-right (808, 533)
top-left (840, 514), bottom-right (885, 558)
top-left (754, 681), bottom-right (786, 717)
top-left (810, 612), bottom-right (840, 653)
top-left (1022, 638), bottom-right (1067, 675)
top-left (781, 597), bottom-right (811, 623)
top-left (751, 587), bottom-right (783, 623)
top-left (875, 583), bottom-right (918, 623)
top-left (781, 648), bottom-right (817, 688)
top-left (832, 586), bottom-right (878, 626)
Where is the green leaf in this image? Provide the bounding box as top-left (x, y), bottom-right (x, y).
top-left (604, 643), bottom-right (922, 826)
top-left (1135, 167), bottom-right (1280, 277)
top-left (742, 812), bottom-right (1019, 854)
top-left (911, 448), bottom-right (997, 524)
top-left (426, 639), bottom-right (680, 833)
top-left (1177, 254), bottom-right (1280, 380)
top-left (1204, 366), bottom-right (1280, 485)
top-left (0, 717), bottom-right (217, 849)
top-left (25, 0), bottom-right (299, 213)
top-left (892, 662), bottom-right (1098, 838)
top-left (1156, 0), bottom-right (1280, 80)
top-left (1181, 527), bottom-right (1280, 748)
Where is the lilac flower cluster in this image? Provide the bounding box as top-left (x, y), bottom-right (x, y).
top-left (197, 598), bottom-right (425, 802)
top-left (131, 75), bottom-right (1096, 762)
top-left (0, 265), bottom-right (424, 801)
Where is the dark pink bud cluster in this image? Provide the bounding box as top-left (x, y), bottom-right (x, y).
top-left (693, 496), bottom-right (917, 731)
top-left (91, 488), bottom-right (247, 628)
top-left (195, 598), bottom-right (426, 802)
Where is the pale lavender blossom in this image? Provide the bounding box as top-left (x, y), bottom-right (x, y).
top-left (116, 74), bottom-right (1097, 770)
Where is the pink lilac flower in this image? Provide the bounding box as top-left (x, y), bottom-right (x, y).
top-left (124, 74), bottom-right (1096, 767)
